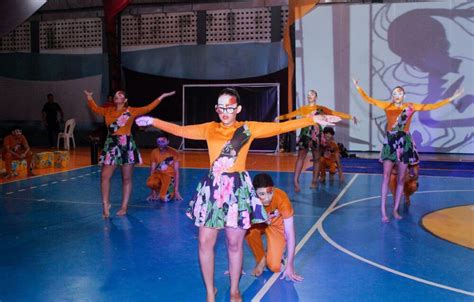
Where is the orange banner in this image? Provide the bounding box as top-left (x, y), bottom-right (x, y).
top-left (283, 0), bottom-right (319, 112)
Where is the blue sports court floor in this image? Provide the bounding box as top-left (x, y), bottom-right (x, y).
top-left (0, 167), bottom-right (473, 301)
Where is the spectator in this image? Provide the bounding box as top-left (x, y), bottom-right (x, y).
top-left (42, 93), bottom-right (64, 148)
top-left (2, 128), bottom-right (35, 178)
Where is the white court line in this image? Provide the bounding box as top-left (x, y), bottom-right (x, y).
top-left (251, 174), bottom-right (359, 302)
top-left (3, 171), bottom-right (101, 196)
top-left (2, 196), bottom-right (155, 209)
top-left (0, 165), bottom-right (95, 185)
top-left (318, 189), bottom-right (474, 297)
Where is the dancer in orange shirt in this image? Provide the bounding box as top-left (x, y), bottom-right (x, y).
top-left (146, 132), bottom-right (182, 202)
top-left (84, 89), bottom-right (175, 218)
top-left (353, 79), bottom-right (462, 222)
top-left (2, 128), bottom-right (35, 178)
top-left (275, 89), bottom-right (355, 191)
top-left (136, 88), bottom-right (339, 302)
top-left (245, 173), bottom-right (303, 282)
top-left (319, 127), bottom-right (344, 182)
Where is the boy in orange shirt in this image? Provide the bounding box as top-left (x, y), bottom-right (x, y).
top-left (245, 173), bottom-right (303, 282)
top-left (319, 127), bottom-right (344, 182)
top-left (146, 132), bottom-right (182, 202)
top-left (2, 128), bottom-right (35, 178)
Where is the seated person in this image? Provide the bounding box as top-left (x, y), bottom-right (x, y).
top-left (146, 132), bottom-right (182, 202)
top-left (319, 127), bottom-right (344, 182)
top-left (2, 128), bottom-right (35, 178)
top-left (245, 173), bottom-right (303, 282)
top-left (390, 162), bottom-right (419, 206)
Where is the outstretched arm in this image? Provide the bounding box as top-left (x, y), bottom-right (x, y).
top-left (412, 88), bottom-right (464, 111)
top-left (252, 115), bottom-right (341, 139)
top-left (281, 216), bottom-right (303, 282)
top-left (84, 90), bottom-right (106, 116)
top-left (135, 116), bottom-right (208, 140)
top-left (275, 107), bottom-right (304, 121)
top-left (133, 91), bottom-right (176, 115)
top-left (352, 79), bottom-right (389, 109)
top-left (318, 105), bottom-right (352, 120)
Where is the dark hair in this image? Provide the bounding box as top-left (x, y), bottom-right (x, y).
top-left (156, 131), bottom-right (169, 140)
top-left (309, 89), bottom-right (318, 97)
top-left (115, 90), bottom-right (128, 98)
top-left (253, 173), bottom-right (274, 189)
top-left (323, 127), bottom-right (335, 136)
top-left (47, 93), bottom-right (53, 98)
top-left (392, 86), bottom-right (405, 94)
top-left (218, 88), bottom-right (240, 103)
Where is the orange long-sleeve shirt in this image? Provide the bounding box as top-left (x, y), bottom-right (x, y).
top-left (276, 104), bottom-right (352, 121)
top-left (265, 188), bottom-right (294, 232)
top-left (87, 97), bottom-right (162, 135)
top-left (3, 134), bottom-right (30, 153)
top-left (356, 86), bottom-right (451, 132)
top-left (151, 117), bottom-right (315, 172)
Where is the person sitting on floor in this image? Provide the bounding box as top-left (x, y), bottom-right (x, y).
top-left (245, 173), bottom-right (303, 282)
top-left (146, 132), bottom-right (183, 202)
top-left (319, 127), bottom-right (344, 182)
top-left (2, 128), bottom-right (35, 178)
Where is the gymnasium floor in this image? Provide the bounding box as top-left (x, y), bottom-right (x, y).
top-left (0, 148), bottom-right (473, 301)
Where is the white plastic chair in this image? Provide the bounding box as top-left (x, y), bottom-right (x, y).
top-left (57, 118), bottom-right (76, 150)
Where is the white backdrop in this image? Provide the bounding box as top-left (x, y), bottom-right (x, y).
top-left (295, 1), bottom-right (473, 154)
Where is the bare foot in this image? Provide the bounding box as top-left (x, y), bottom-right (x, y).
top-left (294, 183), bottom-right (301, 192)
top-left (205, 287), bottom-right (217, 302)
top-left (381, 216), bottom-right (390, 223)
top-left (102, 203), bottom-right (111, 218)
top-left (116, 208), bottom-right (127, 216)
top-left (251, 257), bottom-right (266, 277)
top-left (310, 181), bottom-right (318, 189)
top-left (393, 211), bottom-right (402, 220)
top-left (230, 292), bottom-right (242, 302)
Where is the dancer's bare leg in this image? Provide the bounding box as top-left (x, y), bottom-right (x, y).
top-left (225, 227), bottom-right (246, 302)
top-left (310, 147), bottom-right (321, 188)
top-left (381, 160), bottom-right (395, 223)
top-left (393, 163), bottom-right (408, 220)
top-left (199, 226), bottom-right (219, 302)
top-left (294, 149), bottom-right (308, 192)
top-left (100, 165), bottom-right (117, 218)
top-left (117, 164), bottom-right (134, 216)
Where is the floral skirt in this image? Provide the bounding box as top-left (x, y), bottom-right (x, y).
top-left (380, 131), bottom-right (419, 165)
top-left (100, 134), bottom-right (142, 166)
top-left (297, 125), bottom-right (322, 150)
top-left (186, 171), bottom-right (268, 229)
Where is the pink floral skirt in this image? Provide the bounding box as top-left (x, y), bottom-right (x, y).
top-left (100, 134), bottom-right (142, 166)
top-left (186, 171), bottom-right (268, 229)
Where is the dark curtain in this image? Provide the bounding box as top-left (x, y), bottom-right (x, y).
top-left (123, 68), bottom-right (289, 151)
top-left (183, 86), bottom-right (278, 151)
